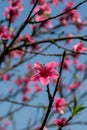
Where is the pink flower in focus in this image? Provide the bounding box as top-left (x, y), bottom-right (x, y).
top-left (10, 50), bottom-right (25, 57)
top-left (54, 118), bottom-right (67, 127)
top-left (53, 97), bottom-right (67, 114)
top-left (31, 62), bottom-right (59, 85)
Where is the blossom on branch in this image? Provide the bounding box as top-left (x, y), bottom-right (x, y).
top-left (72, 41), bottom-right (87, 56)
top-left (53, 97), bottom-right (67, 114)
top-left (54, 117), bottom-right (67, 127)
top-left (31, 62), bottom-right (59, 85)
top-left (4, 0), bottom-right (23, 22)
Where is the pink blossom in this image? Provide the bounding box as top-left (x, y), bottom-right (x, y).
top-left (72, 42), bottom-right (87, 55)
top-left (4, 6), bottom-right (20, 22)
top-left (69, 9), bottom-right (80, 22)
top-left (25, 34), bottom-right (35, 43)
top-left (41, 20), bottom-right (53, 30)
top-left (53, 97), bottom-right (67, 114)
top-left (73, 59), bottom-right (85, 72)
top-left (65, 33), bottom-right (73, 44)
top-left (4, 119), bottom-right (10, 127)
top-left (54, 118), bottom-right (67, 127)
top-left (31, 62), bottom-right (59, 85)
top-left (15, 77), bottom-right (23, 86)
top-left (0, 74), bottom-right (11, 81)
top-left (8, 0), bottom-right (23, 11)
top-left (34, 84), bottom-right (42, 93)
top-left (15, 77), bottom-right (28, 86)
top-left (34, 2), bottom-right (51, 22)
top-left (59, 1), bottom-right (83, 28)
top-left (22, 95), bottom-right (29, 102)
top-left (52, 0), bottom-right (63, 6)
top-left (4, 0), bottom-right (23, 22)
top-left (0, 25), bottom-right (8, 35)
top-left (0, 25), bottom-right (11, 40)
top-left (68, 81), bottom-right (81, 91)
top-left (58, 57), bottom-right (71, 70)
top-left (75, 20), bottom-right (87, 30)
top-left (22, 86), bottom-right (32, 94)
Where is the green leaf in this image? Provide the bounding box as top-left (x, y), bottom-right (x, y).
top-left (73, 104), bottom-right (86, 116)
top-left (73, 95), bottom-right (77, 111)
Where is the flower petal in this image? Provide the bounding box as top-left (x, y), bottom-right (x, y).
top-left (31, 74), bottom-right (40, 82)
top-left (34, 62), bottom-right (44, 72)
top-left (40, 77), bottom-right (50, 85)
top-left (49, 70), bottom-right (59, 79)
top-left (46, 62), bottom-right (56, 70)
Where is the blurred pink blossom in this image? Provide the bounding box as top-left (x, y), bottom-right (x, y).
top-left (53, 97), bottom-right (67, 114)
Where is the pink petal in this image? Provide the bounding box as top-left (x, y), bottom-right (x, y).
top-left (46, 62), bottom-right (57, 70)
top-left (34, 62), bottom-right (44, 72)
top-left (49, 70), bottom-right (59, 79)
top-left (31, 74), bottom-right (40, 82)
top-left (40, 77), bottom-right (50, 85)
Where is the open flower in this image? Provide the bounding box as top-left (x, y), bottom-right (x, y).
top-left (72, 41), bottom-right (87, 53)
top-left (31, 62), bottom-right (59, 85)
top-left (53, 97), bottom-right (67, 114)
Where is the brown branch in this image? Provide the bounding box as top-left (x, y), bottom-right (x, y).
top-left (0, 98), bottom-right (47, 109)
top-left (40, 51), bottom-right (66, 130)
top-left (29, 0), bottom-right (87, 24)
top-left (8, 35), bottom-right (87, 52)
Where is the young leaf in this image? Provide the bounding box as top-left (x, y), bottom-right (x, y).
top-left (73, 95), bottom-right (77, 111)
top-left (73, 104), bottom-right (86, 116)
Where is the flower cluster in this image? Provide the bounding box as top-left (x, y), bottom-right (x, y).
top-left (59, 1), bottom-right (86, 29)
top-left (4, 0), bottom-right (23, 22)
